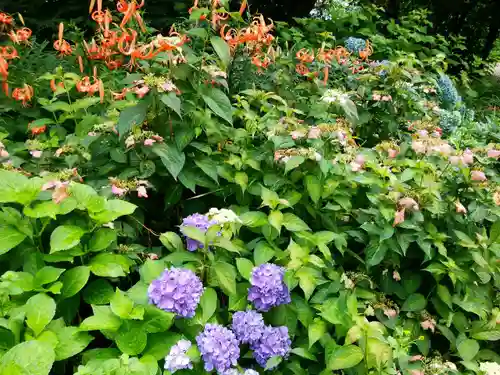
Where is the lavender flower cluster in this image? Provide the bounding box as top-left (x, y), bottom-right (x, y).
top-left (164, 339), bottom-right (193, 373)
top-left (196, 324), bottom-right (240, 373)
top-left (248, 263), bottom-right (291, 312)
top-left (180, 213), bottom-right (217, 251)
top-left (344, 37), bottom-right (366, 53)
top-left (148, 267), bottom-right (204, 318)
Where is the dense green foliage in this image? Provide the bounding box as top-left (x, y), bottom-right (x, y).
top-left (0, 1), bottom-right (499, 375)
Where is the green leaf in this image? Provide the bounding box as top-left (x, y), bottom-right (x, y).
top-left (89, 253), bottom-right (134, 277)
top-left (457, 339), bottom-right (479, 361)
top-left (26, 293), bottom-right (56, 336)
top-left (254, 242), bottom-right (275, 265)
top-left (195, 157), bottom-right (219, 183)
top-left (60, 266), bottom-right (90, 298)
top-left (240, 211), bottom-right (268, 227)
top-left (53, 327), bottom-right (93, 361)
top-left (0, 226), bottom-right (26, 255)
top-left (83, 279), bottom-right (114, 305)
top-left (143, 333), bottom-right (182, 360)
top-left (308, 319), bottom-right (326, 348)
top-left (111, 289), bottom-right (135, 319)
top-left (265, 356), bottom-right (283, 370)
top-left (437, 284), bottom-right (452, 308)
top-left (116, 321), bottom-right (147, 355)
top-left (202, 87), bottom-right (233, 125)
top-left (235, 172), bottom-right (248, 193)
top-left (327, 344), bottom-right (364, 370)
top-left (284, 156), bottom-right (305, 173)
top-left (296, 266), bottom-right (320, 300)
top-left (139, 259), bottom-right (165, 284)
top-left (472, 330), bottom-right (500, 341)
top-left (143, 305), bottom-right (175, 333)
top-left (283, 213), bottom-right (311, 232)
top-left (490, 221), bottom-right (500, 243)
top-left (228, 283), bottom-right (248, 311)
top-left (213, 261), bottom-right (237, 295)
top-left (211, 36), bottom-right (231, 68)
top-left (401, 293), bottom-right (427, 311)
top-left (50, 225), bottom-right (86, 253)
top-left (269, 210), bottom-right (283, 233)
top-left (89, 199), bottom-right (137, 223)
top-left (366, 243), bottom-right (387, 267)
top-left (200, 287), bottom-right (218, 323)
top-left (152, 143), bottom-right (186, 180)
top-left (0, 170), bottom-right (42, 205)
top-left (33, 266), bottom-right (64, 287)
top-left (236, 258), bottom-right (254, 280)
top-left (80, 306), bottom-right (122, 331)
top-left (160, 232), bottom-right (184, 252)
top-left (88, 228), bottom-right (117, 252)
top-left (0, 340), bottom-right (55, 375)
top-left (117, 100), bottom-right (149, 138)
top-left (0, 327), bottom-right (15, 350)
top-left (161, 92), bottom-right (182, 117)
top-left (305, 175), bottom-right (321, 203)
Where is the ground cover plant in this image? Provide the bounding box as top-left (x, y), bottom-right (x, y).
top-left (0, 1), bottom-right (500, 375)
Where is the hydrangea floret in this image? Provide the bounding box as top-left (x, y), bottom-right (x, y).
top-left (196, 323), bottom-right (240, 373)
top-left (248, 263), bottom-right (291, 312)
top-left (251, 326), bottom-right (291, 368)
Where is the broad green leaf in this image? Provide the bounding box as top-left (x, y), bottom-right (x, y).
top-left (152, 143), bottom-right (186, 180)
top-left (0, 327), bottom-right (14, 350)
top-left (88, 228), bottom-right (117, 252)
top-left (296, 266), bottom-right (320, 300)
top-left (265, 356), bottom-right (283, 370)
top-left (254, 242), bottom-right (275, 265)
top-left (457, 339), bottom-right (479, 361)
top-left (0, 226), bottom-right (26, 255)
top-left (83, 279), bottom-right (114, 305)
top-left (80, 306), bottom-right (122, 331)
top-left (269, 210), bottom-right (283, 233)
top-left (0, 340), bottom-right (55, 375)
top-left (285, 156), bottom-right (305, 173)
top-left (401, 293), bottom-right (427, 311)
top-left (143, 305), bottom-right (175, 333)
top-left (472, 330), bottom-right (500, 341)
top-left (236, 258), bottom-right (254, 280)
top-left (327, 344), bottom-right (364, 370)
top-left (89, 253), bottom-right (134, 277)
top-left (33, 266), bottom-right (64, 287)
top-left (308, 319), bottom-right (326, 348)
top-left (283, 213), bottom-right (311, 232)
top-left (211, 36), bottom-right (231, 67)
top-left (117, 100), bottom-right (149, 138)
top-left (305, 175), bottom-right (321, 203)
top-left (195, 158), bottom-right (219, 183)
top-left (60, 266), bottom-right (90, 298)
top-left (111, 289), bottom-right (135, 319)
top-left (161, 92), bottom-right (182, 117)
top-left (26, 293), bottom-right (56, 336)
top-left (89, 199), bottom-right (137, 223)
top-left (0, 170), bottom-right (42, 205)
top-left (437, 284), bottom-right (452, 308)
top-left (228, 283), bottom-right (249, 311)
top-left (213, 261), bottom-right (237, 295)
top-left (200, 287), bottom-right (218, 323)
top-left (139, 259), bottom-right (165, 284)
top-left (366, 243), bottom-right (387, 267)
top-left (490, 221), bottom-right (500, 243)
top-left (160, 232), bottom-right (184, 252)
top-left (235, 171), bottom-right (248, 193)
top-left (116, 321), bottom-right (147, 355)
top-left (143, 333), bottom-right (182, 360)
top-left (202, 87), bottom-right (233, 125)
top-left (240, 211), bottom-right (268, 227)
top-left (50, 225), bottom-right (86, 253)
top-left (53, 327), bottom-right (93, 360)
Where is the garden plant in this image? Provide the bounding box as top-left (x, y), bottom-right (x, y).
top-left (0, 1), bottom-right (499, 375)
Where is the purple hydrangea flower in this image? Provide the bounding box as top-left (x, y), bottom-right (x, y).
top-left (232, 310), bottom-right (265, 345)
top-left (196, 324), bottom-right (240, 373)
top-left (248, 264), bottom-right (291, 312)
top-left (164, 339), bottom-right (193, 373)
top-left (180, 213), bottom-right (217, 251)
top-left (244, 370), bottom-right (260, 375)
top-left (148, 268), bottom-right (204, 318)
top-left (252, 326), bottom-right (291, 368)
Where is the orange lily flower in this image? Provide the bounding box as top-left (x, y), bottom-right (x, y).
top-left (54, 23), bottom-right (73, 56)
top-left (295, 63), bottom-right (309, 76)
top-left (9, 27), bottom-right (32, 44)
top-left (296, 48), bottom-right (314, 63)
top-left (118, 0), bottom-right (146, 33)
top-left (0, 12), bottom-right (13, 25)
top-left (0, 57), bottom-right (8, 83)
top-left (50, 79), bottom-right (65, 92)
top-left (359, 41), bottom-right (373, 61)
top-left (28, 123), bottom-right (47, 136)
top-left (0, 46), bottom-right (18, 60)
top-left (12, 84), bottom-right (34, 106)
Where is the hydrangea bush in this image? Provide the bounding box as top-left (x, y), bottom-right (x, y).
top-left (0, 1), bottom-right (499, 375)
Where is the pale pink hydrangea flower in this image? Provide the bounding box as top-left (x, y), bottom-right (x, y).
top-left (30, 150), bottom-right (42, 158)
top-left (308, 127), bottom-right (322, 139)
top-left (398, 197), bottom-right (419, 211)
top-left (54, 148), bottom-right (64, 157)
top-left (290, 131), bottom-right (305, 140)
top-left (471, 170), bottom-right (487, 181)
top-left (88, 131), bottom-right (98, 136)
top-left (137, 185), bottom-right (148, 198)
top-left (148, 253), bottom-right (159, 260)
top-left (372, 93), bottom-right (381, 101)
top-left (449, 155), bottom-right (461, 165)
top-left (152, 134), bottom-right (164, 142)
top-left (410, 370), bottom-right (424, 375)
top-left (384, 308), bottom-right (397, 318)
top-left (393, 270), bottom-right (401, 281)
top-left (455, 200), bottom-right (467, 214)
top-left (410, 355), bottom-right (424, 362)
top-left (420, 318), bottom-right (436, 333)
top-left (144, 139), bottom-right (155, 146)
top-left (412, 141), bottom-right (426, 154)
top-left (381, 95), bottom-right (392, 101)
top-left (461, 149), bottom-right (474, 165)
top-left (350, 155), bottom-right (365, 172)
top-left (388, 148), bottom-right (398, 158)
top-left (0, 149), bottom-right (9, 158)
top-left (393, 208), bottom-right (405, 227)
top-left (487, 149), bottom-right (500, 159)
top-left (135, 85), bottom-right (150, 98)
top-left (111, 184), bottom-right (127, 196)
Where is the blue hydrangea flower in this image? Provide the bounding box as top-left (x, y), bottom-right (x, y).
top-left (196, 324), bottom-right (240, 373)
top-left (164, 339), bottom-right (193, 373)
top-left (248, 264), bottom-right (291, 312)
top-left (221, 368), bottom-right (260, 375)
top-left (232, 310), bottom-right (266, 345)
top-left (180, 213), bottom-right (217, 251)
top-left (439, 110), bottom-right (462, 132)
top-left (437, 75), bottom-right (460, 108)
top-left (148, 268), bottom-right (204, 318)
top-left (251, 326), bottom-right (291, 368)
top-left (344, 37), bottom-right (366, 53)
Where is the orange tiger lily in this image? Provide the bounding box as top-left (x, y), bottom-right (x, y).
top-left (54, 23), bottom-right (73, 56)
top-left (12, 84), bottom-right (33, 106)
top-left (0, 57), bottom-right (8, 82)
top-left (28, 123), bottom-right (46, 136)
top-left (118, 0), bottom-right (146, 33)
top-left (0, 46), bottom-right (18, 60)
top-left (50, 79), bottom-right (65, 92)
top-left (77, 76), bottom-right (104, 102)
top-left (9, 27), bottom-right (32, 44)
top-left (296, 48), bottom-right (314, 63)
top-left (359, 41), bottom-right (373, 61)
top-left (0, 12), bottom-right (13, 25)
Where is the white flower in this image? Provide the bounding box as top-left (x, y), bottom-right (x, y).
top-left (321, 89), bottom-right (348, 104)
top-left (314, 152), bottom-right (322, 161)
top-left (480, 362), bottom-right (500, 375)
top-left (164, 339), bottom-right (193, 373)
top-left (125, 135), bottom-right (135, 148)
top-left (103, 222), bottom-right (115, 229)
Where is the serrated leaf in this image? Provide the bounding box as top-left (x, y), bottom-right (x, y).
top-left (0, 340), bottom-right (55, 375)
top-left (211, 36), bottom-right (231, 68)
top-left (152, 143), bottom-right (186, 180)
top-left (305, 175), bottom-right (321, 203)
top-left (401, 293), bottom-right (427, 311)
top-left (117, 100), bottom-right (149, 138)
top-left (236, 258), bottom-right (254, 280)
top-left (200, 287), bottom-right (217, 323)
top-left (327, 344), bottom-right (363, 370)
top-left (161, 92), bottom-right (182, 117)
top-left (213, 262), bottom-right (237, 295)
top-left (26, 293), bottom-right (56, 336)
top-left (283, 213), bottom-right (311, 232)
top-left (60, 266), bottom-right (90, 298)
top-left (50, 225), bottom-right (86, 253)
top-left (202, 87), bottom-right (233, 124)
top-left (284, 156), bottom-right (305, 173)
top-left (0, 226), bottom-right (26, 255)
top-left (269, 210), bottom-right (283, 233)
top-left (457, 339), bottom-right (479, 361)
top-left (308, 319), bottom-right (326, 348)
